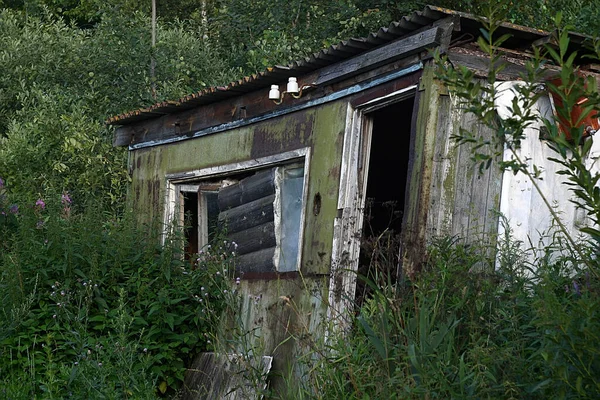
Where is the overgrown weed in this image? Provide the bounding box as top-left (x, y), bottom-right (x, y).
top-left (278, 226), bottom-right (598, 399)
top-left (0, 183), bottom-right (233, 397)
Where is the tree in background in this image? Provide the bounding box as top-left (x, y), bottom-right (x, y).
top-left (1, 0), bottom-right (599, 210)
top-left (0, 7), bottom-right (236, 210)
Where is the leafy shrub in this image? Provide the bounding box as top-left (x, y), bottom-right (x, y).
top-left (0, 8), bottom-right (237, 213)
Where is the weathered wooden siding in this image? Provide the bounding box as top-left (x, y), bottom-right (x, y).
top-left (426, 90), bottom-right (503, 245)
top-left (301, 102), bottom-right (348, 275)
top-left (403, 70), bottom-right (504, 274)
top-left (225, 276), bottom-right (328, 393)
top-left (128, 100), bottom-right (346, 384)
top-left (402, 64), bottom-right (444, 276)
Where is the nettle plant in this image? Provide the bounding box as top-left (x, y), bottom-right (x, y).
top-left (434, 10), bottom-right (600, 278)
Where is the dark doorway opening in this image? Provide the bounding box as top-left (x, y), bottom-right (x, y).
top-left (356, 96), bottom-right (414, 304)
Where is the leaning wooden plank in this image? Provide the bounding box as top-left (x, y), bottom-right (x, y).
top-left (218, 194), bottom-right (275, 233)
top-left (228, 221), bottom-right (276, 256)
top-left (426, 93), bottom-right (454, 236)
top-left (218, 169), bottom-right (276, 210)
top-left (316, 27), bottom-right (441, 86)
top-left (182, 352), bottom-right (273, 400)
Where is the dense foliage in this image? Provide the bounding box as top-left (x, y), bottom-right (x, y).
top-left (1, 0), bottom-right (600, 397)
top-left (0, 7), bottom-right (236, 210)
top-left (282, 231), bottom-right (599, 399)
top-left (0, 183), bottom-right (235, 397)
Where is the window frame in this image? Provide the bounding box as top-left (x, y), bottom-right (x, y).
top-left (163, 148), bottom-right (311, 273)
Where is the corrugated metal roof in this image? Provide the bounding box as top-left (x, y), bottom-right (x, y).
top-left (106, 6), bottom-right (551, 126)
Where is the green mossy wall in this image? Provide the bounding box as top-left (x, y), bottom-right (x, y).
top-left (128, 101), bottom-right (348, 384)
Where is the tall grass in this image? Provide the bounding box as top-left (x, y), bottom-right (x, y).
top-left (280, 223), bottom-right (599, 399)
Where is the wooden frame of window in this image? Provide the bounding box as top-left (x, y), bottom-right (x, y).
top-left (163, 148), bottom-right (311, 273)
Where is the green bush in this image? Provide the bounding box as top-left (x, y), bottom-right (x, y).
top-left (0, 8), bottom-right (237, 213)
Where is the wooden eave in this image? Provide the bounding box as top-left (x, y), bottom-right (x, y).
top-left (112, 23), bottom-right (447, 148)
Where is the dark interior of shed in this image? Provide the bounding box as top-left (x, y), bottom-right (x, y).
top-left (183, 192), bottom-right (199, 259)
top-left (356, 96), bottom-right (414, 304)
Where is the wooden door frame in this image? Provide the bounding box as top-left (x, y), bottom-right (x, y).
top-left (327, 84), bottom-right (418, 328)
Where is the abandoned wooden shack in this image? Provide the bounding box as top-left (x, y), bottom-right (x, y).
top-left (107, 6), bottom-right (600, 396)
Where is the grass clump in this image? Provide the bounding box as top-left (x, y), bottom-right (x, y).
top-left (284, 228), bottom-right (599, 399)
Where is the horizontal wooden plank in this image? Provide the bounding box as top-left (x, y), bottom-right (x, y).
top-left (316, 27), bottom-right (441, 86)
top-left (218, 169), bottom-right (276, 210)
top-left (235, 247), bottom-right (276, 274)
top-left (228, 221), bottom-right (276, 255)
top-left (219, 194), bottom-right (275, 233)
top-left (112, 68), bottom-right (320, 147)
top-left (114, 125), bottom-right (146, 147)
top-left (446, 48), bottom-right (562, 80)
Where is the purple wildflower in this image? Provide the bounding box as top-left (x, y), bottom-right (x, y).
top-left (0, 177), bottom-right (4, 188)
top-left (61, 193), bottom-right (72, 205)
top-left (35, 198), bottom-right (45, 209)
top-left (9, 204), bottom-right (18, 214)
top-left (585, 271), bottom-right (591, 290)
top-left (36, 220), bottom-right (44, 228)
top-left (573, 280), bottom-right (581, 296)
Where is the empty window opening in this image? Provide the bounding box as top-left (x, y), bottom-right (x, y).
top-left (181, 183), bottom-right (221, 264)
top-left (175, 162), bottom-right (307, 275)
top-left (183, 191), bottom-right (199, 260)
top-left (357, 97), bottom-right (414, 304)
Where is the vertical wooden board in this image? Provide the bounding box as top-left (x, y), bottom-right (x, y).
top-left (225, 276), bottom-right (328, 394)
top-left (183, 352), bottom-right (273, 400)
top-left (465, 122), bottom-right (496, 242)
top-left (402, 64), bottom-right (441, 275)
top-left (497, 94), bottom-right (575, 258)
top-left (301, 101), bottom-right (347, 275)
top-left (498, 131), bottom-right (534, 250)
top-left (479, 123), bottom-right (504, 241)
top-left (328, 105), bottom-right (363, 327)
top-left (525, 122), bottom-right (575, 249)
top-left (425, 93), bottom-right (457, 237)
top-left (497, 93), bottom-right (588, 265)
top-left (450, 110), bottom-right (479, 238)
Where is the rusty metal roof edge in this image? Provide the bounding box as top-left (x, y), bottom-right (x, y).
top-left (128, 62), bottom-right (424, 150)
top-left (106, 5), bottom-right (561, 126)
top-left (107, 7), bottom-right (453, 126)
